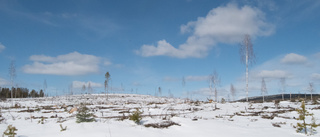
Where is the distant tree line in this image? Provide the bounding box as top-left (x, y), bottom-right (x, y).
top-left (0, 87), bottom-right (45, 99)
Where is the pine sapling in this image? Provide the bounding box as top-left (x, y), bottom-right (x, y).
top-left (296, 101), bottom-right (315, 135)
top-left (129, 108), bottom-right (143, 125)
top-left (3, 125), bottom-right (17, 137)
top-left (310, 116), bottom-right (320, 135)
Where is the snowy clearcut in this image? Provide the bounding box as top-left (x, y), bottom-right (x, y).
top-left (1, 94), bottom-right (319, 137)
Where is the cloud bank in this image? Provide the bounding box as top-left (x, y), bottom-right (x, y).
top-left (281, 53), bottom-right (307, 64)
top-left (136, 3), bottom-right (274, 58)
top-left (72, 81), bottom-right (103, 89)
top-left (23, 52), bottom-right (100, 75)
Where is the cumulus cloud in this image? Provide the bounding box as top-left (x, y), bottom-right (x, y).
top-left (0, 43), bottom-right (5, 52)
top-left (136, 3), bottom-right (274, 58)
top-left (311, 73), bottom-right (320, 80)
top-left (23, 52), bottom-right (100, 75)
top-left (281, 53), bottom-right (307, 64)
top-left (254, 70), bottom-right (290, 79)
top-left (0, 78), bottom-right (9, 86)
top-left (72, 81), bottom-right (103, 89)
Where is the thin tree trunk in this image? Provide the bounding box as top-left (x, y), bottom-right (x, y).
top-left (214, 88), bottom-right (217, 102)
top-left (303, 114), bottom-right (307, 134)
top-left (290, 92), bottom-right (292, 101)
top-left (246, 47), bottom-right (249, 102)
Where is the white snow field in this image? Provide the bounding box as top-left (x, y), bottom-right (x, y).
top-left (0, 94), bottom-right (319, 137)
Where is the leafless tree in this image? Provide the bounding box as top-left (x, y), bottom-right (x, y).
top-left (280, 77), bottom-right (286, 100)
top-left (69, 83), bottom-right (73, 95)
top-left (230, 84), bottom-right (236, 101)
top-left (261, 78), bottom-right (267, 102)
top-left (209, 71), bottom-right (220, 102)
top-left (104, 72), bottom-right (111, 100)
top-left (158, 87), bottom-right (162, 97)
top-left (81, 84), bottom-right (86, 94)
top-left (308, 82), bottom-right (314, 100)
top-left (88, 82), bottom-right (93, 94)
top-left (9, 60), bottom-right (16, 99)
top-left (43, 79), bottom-right (47, 95)
top-left (239, 34), bottom-right (255, 102)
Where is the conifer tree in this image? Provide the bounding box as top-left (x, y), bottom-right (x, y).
top-left (76, 104), bottom-right (95, 123)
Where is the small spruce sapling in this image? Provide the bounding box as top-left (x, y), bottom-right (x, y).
top-left (129, 108), bottom-right (143, 125)
top-left (3, 125), bottom-right (17, 137)
top-left (76, 104), bottom-right (95, 123)
top-left (296, 101), bottom-right (319, 135)
top-left (310, 116), bottom-right (320, 135)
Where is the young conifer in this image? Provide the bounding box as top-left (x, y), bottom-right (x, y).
top-left (296, 101), bottom-right (318, 135)
top-left (3, 125), bottom-right (17, 137)
top-left (76, 104), bottom-right (95, 123)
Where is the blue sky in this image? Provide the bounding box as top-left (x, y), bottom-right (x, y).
top-left (0, 0), bottom-right (320, 100)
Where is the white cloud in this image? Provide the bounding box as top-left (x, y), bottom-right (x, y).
top-left (103, 60), bottom-right (112, 66)
top-left (163, 76), bottom-right (180, 82)
top-left (23, 52), bottom-right (100, 75)
top-left (163, 75), bottom-right (209, 82)
top-left (254, 70), bottom-right (290, 79)
top-left (0, 43), bottom-right (5, 52)
top-left (311, 73), bottom-right (320, 80)
top-left (281, 53), bottom-right (307, 64)
top-left (185, 76), bottom-right (209, 81)
top-left (136, 3), bottom-right (274, 58)
top-left (132, 82), bottom-right (142, 86)
top-left (314, 52), bottom-right (320, 58)
top-left (0, 78), bottom-right (9, 86)
top-left (72, 81), bottom-right (103, 89)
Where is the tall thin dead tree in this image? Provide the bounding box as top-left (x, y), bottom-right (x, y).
top-left (230, 84), bottom-right (236, 101)
top-left (239, 34), bottom-right (255, 102)
top-left (308, 82), bottom-right (314, 100)
top-left (9, 60), bottom-right (16, 99)
top-left (261, 78), bottom-right (267, 102)
top-left (81, 84), bottom-right (86, 94)
top-left (104, 72), bottom-right (111, 100)
top-left (43, 79), bottom-right (47, 96)
top-left (280, 77), bottom-right (286, 100)
top-left (88, 82), bottom-right (92, 94)
top-left (209, 71), bottom-right (220, 102)
top-left (158, 87), bottom-right (162, 97)
top-left (69, 83), bottom-right (73, 95)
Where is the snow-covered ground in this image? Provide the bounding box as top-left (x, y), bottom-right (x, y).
top-left (0, 94), bottom-right (319, 137)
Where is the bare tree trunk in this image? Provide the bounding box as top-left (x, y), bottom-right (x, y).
top-left (290, 91), bottom-right (292, 101)
top-left (214, 87), bottom-right (217, 102)
top-left (246, 47), bottom-right (249, 102)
